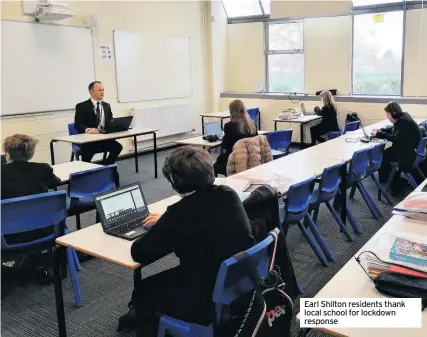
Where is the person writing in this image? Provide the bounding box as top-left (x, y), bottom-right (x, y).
top-left (1, 134), bottom-right (61, 200)
top-left (310, 90), bottom-right (339, 145)
top-left (213, 99), bottom-right (257, 176)
top-left (74, 81), bottom-right (123, 164)
top-left (371, 101), bottom-right (422, 195)
top-left (122, 147), bottom-right (255, 336)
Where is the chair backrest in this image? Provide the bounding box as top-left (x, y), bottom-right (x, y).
top-left (212, 228), bottom-right (279, 324)
top-left (1, 190), bottom-right (67, 250)
top-left (285, 176), bottom-right (316, 214)
top-left (368, 143), bottom-right (386, 170)
top-left (267, 129), bottom-right (293, 151)
top-left (415, 137), bottom-right (427, 165)
top-left (68, 164), bottom-right (117, 200)
top-left (68, 123), bottom-right (78, 136)
top-left (349, 148), bottom-right (371, 181)
top-left (343, 121), bottom-right (360, 133)
top-left (319, 162), bottom-right (343, 194)
top-left (247, 108), bottom-right (259, 128)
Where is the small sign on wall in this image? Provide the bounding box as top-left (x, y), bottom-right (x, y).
top-left (99, 44), bottom-right (113, 62)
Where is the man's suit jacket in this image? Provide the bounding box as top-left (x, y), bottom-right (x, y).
top-left (74, 99), bottom-right (113, 134)
top-left (1, 161), bottom-right (61, 200)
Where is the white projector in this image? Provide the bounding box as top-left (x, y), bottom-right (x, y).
top-left (34, 2), bottom-right (74, 21)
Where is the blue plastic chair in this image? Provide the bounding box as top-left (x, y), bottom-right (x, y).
top-left (328, 121), bottom-right (360, 140)
top-left (1, 191), bottom-right (82, 306)
top-left (247, 108), bottom-right (260, 130)
top-left (267, 129), bottom-right (293, 159)
top-left (343, 148), bottom-right (383, 220)
top-left (68, 165), bottom-right (117, 230)
top-left (310, 163), bottom-right (354, 242)
top-left (279, 177), bottom-right (333, 266)
top-left (68, 123), bottom-right (107, 162)
top-left (157, 228), bottom-right (280, 337)
top-left (386, 137), bottom-right (427, 191)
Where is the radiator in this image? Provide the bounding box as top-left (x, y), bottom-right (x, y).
top-left (132, 104), bottom-right (192, 142)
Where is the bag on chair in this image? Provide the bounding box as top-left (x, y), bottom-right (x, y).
top-left (346, 112), bottom-right (359, 123)
top-left (231, 230), bottom-right (294, 337)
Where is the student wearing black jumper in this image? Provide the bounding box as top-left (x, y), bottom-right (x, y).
top-left (310, 90), bottom-right (339, 145)
top-left (372, 101), bottom-right (422, 195)
top-left (125, 146), bottom-right (255, 336)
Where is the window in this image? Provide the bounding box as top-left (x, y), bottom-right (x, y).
top-left (222, 0), bottom-right (270, 18)
top-left (352, 11), bottom-right (403, 95)
top-left (267, 22), bottom-right (304, 93)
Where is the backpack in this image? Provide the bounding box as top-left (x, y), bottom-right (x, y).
top-left (231, 231), bottom-right (294, 337)
top-left (346, 111), bottom-right (359, 123)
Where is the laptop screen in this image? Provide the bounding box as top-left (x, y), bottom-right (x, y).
top-left (95, 183), bottom-right (148, 230)
top-left (204, 122), bottom-right (222, 137)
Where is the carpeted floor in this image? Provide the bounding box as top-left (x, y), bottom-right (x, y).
top-left (1, 147), bottom-right (406, 337)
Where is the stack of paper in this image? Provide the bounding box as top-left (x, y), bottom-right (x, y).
top-left (393, 192), bottom-right (427, 220)
top-left (215, 177), bottom-right (251, 193)
top-left (233, 172), bottom-right (293, 196)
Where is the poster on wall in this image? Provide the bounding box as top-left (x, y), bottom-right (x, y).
top-left (99, 44), bottom-right (113, 62)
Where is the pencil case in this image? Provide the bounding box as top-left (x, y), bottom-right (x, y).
top-left (374, 272), bottom-right (427, 311)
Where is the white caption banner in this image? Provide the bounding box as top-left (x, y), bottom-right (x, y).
top-left (300, 298), bottom-right (422, 328)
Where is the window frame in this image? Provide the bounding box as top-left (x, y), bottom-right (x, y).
top-left (351, 6), bottom-right (406, 96)
top-left (265, 20), bottom-right (305, 93)
top-left (221, 0), bottom-right (270, 20)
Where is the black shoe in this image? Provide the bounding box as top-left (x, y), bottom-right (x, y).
top-left (118, 306), bottom-right (136, 331)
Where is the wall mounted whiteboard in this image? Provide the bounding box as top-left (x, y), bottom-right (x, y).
top-left (113, 30), bottom-right (192, 102)
top-left (1, 21), bottom-right (95, 116)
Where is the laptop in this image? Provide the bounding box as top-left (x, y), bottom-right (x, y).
top-left (94, 182), bottom-right (150, 241)
top-left (204, 121), bottom-right (223, 139)
top-left (105, 116), bottom-right (133, 133)
top-left (301, 103), bottom-right (315, 115)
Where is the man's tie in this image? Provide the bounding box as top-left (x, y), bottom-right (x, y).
top-left (96, 102), bottom-right (101, 126)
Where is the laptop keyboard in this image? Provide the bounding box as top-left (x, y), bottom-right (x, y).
top-left (113, 215), bottom-right (148, 235)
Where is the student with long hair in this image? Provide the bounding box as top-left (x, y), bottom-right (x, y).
top-left (213, 100), bottom-right (257, 176)
top-left (310, 90), bottom-right (339, 145)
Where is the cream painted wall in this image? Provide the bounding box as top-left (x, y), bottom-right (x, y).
top-left (1, 0), bottom-right (207, 163)
top-left (271, 0), bottom-right (352, 19)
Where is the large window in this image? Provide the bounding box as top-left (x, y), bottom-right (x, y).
top-left (352, 11), bottom-right (403, 95)
top-left (267, 22), bottom-right (304, 93)
top-left (222, 0), bottom-right (270, 18)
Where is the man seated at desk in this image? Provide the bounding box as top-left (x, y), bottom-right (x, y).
top-left (371, 101), bottom-right (422, 196)
top-left (74, 81), bottom-right (123, 164)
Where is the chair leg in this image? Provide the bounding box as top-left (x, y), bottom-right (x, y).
top-left (356, 182), bottom-right (381, 218)
top-left (404, 173), bottom-right (418, 189)
top-left (304, 215), bottom-right (335, 262)
top-left (349, 185), bottom-right (357, 199)
top-left (296, 221), bottom-right (329, 267)
top-left (325, 201), bottom-right (353, 242)
top-left (66, 248), bottom-right (82, 306)
top-left (370, 173), bottom-right (393, 205)
top-left (416, 165), bottom-right (426, 181)
top-left (312, 204), bottom-right (320, 223)
top-left (72, 249), bottom-right (81, 271)
top-left (385, 166), bottom-right (398, 193)
top-left (346, 205), bottom-right (362, 234)
top-left (76, 213), bottom-right (82, 231)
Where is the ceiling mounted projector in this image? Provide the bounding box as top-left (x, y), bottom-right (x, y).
top-left (34, 1), bottom-right (74, 21)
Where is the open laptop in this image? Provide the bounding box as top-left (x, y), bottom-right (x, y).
top-left (204, 121), bottom-right (223, 139)
top-left (105, 116), bottom-right (133, 133)
top-left (94, 182), bottom-right (150, 241)
top-left (301, 103), bottom-right (315, 115)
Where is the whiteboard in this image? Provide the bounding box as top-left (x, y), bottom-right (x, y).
top-left (113, 30), bottom-right (192, 102)
top-left (1, 21), bottom-right (95, 116)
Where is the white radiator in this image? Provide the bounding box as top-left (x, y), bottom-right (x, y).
top-left (132, 104), bottom-right (192, 142)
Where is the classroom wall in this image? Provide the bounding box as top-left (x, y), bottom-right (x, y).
top-left (0, 0), bottom-right (209, 163)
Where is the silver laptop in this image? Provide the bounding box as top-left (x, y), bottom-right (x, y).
top-left (301, 103), bottom-right (315, 115)
top-left (94, 182), bottom-right (150, 241)
top-left (204, 121), bottom-right (223, 139)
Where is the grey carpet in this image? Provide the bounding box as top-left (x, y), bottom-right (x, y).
top-left (1, 147), bottom-right (407, 337)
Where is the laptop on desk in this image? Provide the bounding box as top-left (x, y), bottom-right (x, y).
top-left (301, 103), bottom-right (315, 116)
top-left (103, 116), bottom-right (133, 133)
top-left (204, 121), bottom-right (223, 140)
top-left (94, 182), bottom-right (150, 241)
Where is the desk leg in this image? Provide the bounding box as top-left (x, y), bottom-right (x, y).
top-left (53, 245), bottom-right (66, 337)
top-left (258, 110), bottom-right (261, 130)
top-left (50, 140), bottom-right (56, 165)
top-left (201, 116), bottom-right (205, 135)
top-left (153, 132), bottom-right (158, 179)
top-left (339, 163), bottom-right (347, 225)
top-left (274, 121), bottom-right (278, 131)
top-left (133, 136), bottom-right (139, 173)
top-left (220, 119), bottom-right (224, 130)
top-left (300, 123), bottom-right (304, 149)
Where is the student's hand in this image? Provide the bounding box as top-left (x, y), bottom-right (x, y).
top-left (371, 129), bottom-right (378, 136)
top-left (86, 128), bottom-right (99, 134)
top-left (143, 214), bottom-right (161, 228)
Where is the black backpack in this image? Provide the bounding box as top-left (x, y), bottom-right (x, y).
top-left (231, 231), bottom-right (294, 337)
top-left (346, 111), bottom-right (359, 123)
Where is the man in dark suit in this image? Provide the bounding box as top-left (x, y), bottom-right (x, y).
top-left (74, 81), bottom-right (123, 164)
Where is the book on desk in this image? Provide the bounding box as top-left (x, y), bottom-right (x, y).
top-left (393, 192), bottom-right (427, 220)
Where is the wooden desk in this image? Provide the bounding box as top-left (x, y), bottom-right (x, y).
top-left (296, 181), bottom-right (427, 337)
top-left (274, 115), bottom-right (322, 149)
top-left (50, 127), bottom-right (158, 177)
top-left (52, 161), bottom-right (102, 183)
top-left (200, 108), bottom-right (261, 132)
